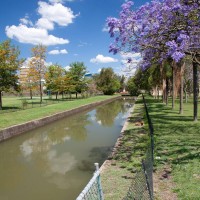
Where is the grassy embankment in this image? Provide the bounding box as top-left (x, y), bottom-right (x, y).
top-left (0, 95), bottom-right (118, 130)
top-left (101, 96), bottom-right (200, 200)
top-left (147, 97), bottom-right (200, 200)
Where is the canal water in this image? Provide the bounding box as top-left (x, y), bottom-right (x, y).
top-left (0, 99), bottom-right (134, 200)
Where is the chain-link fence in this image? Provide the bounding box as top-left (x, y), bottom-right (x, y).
top-left (76, 163), bottom-right (104, 200)
top-left (123, 95), bottom-right (154, 200)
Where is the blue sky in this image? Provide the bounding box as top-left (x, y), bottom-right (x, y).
top-left (0, 0), bottom-right (148, 75)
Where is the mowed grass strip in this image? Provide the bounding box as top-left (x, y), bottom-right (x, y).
top-left (145, 97), bottom-right (200, 200)
top-left (0, 95), bottom-right (118, 130)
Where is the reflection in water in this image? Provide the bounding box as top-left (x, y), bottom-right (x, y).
top-left (95, 101), bottom-right (122, 126)
top-left (0, 99), bottom-right (134, 200)
top-left (78, 146), bottom-right (112, 172)
top-left (47, 150), bottom-right (77, 175)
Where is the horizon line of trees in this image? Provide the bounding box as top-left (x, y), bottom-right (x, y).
top-left (0, 40), bottom-right (125, 110)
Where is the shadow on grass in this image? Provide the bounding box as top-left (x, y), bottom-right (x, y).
top-left (2, 106), bottom-right (20, 110)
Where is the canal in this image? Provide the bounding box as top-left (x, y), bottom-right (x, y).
top-left (0, 99), bottom-right (134, 200)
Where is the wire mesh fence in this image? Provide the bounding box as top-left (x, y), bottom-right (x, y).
top-left (123, 95), bottom-right (154, 200)
top-left (76, 163), bottom-right (104, 200)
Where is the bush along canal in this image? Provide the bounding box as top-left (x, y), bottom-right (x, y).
top-left (0, 98), bottom-right (134, 200)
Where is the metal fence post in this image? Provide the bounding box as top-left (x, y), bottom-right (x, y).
top-left (94, 163), bottom-right (104, 200)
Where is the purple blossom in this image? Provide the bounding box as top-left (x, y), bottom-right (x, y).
top-left (107, 0), bottom-right (200, 66)
top-left (172, 51), bottom-right (185, 62)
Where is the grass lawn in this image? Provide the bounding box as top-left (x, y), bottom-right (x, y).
top-left (0, 95), bottom-right (118, 130)
top-left (146, 96), bottom-right (200, 200)
top-left (1, 93), bottom-right (88, 111)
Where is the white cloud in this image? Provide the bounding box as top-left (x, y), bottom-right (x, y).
top-left (49, 0), bottom-right (62, 3)
top-left (60, 49), bottom-right (68, 54)
top-left (64, 65), bottom-right (71, 71)
top-left (102, 26), bottom-right (109, 32)
top-left (120, 52), bottom-right (141, 60)
top-left (36, 18), bottom-right (54, 30)
top-left (98, 68), bottom-right (102, 73)
top-left (6, 24), bottom-right (69, 46)
top-left (20, 16), bottom-right (33, 26)
top-left (5, 1), bottom-right (77, 46)
top-left (38, 1), bottom-right (76, 26)
top-left (48, 49), bottom-right (68, 54)
top-left (90, 54), bottom-right (118, 64)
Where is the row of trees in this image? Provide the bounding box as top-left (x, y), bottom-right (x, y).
top-left (0, 40), bottom-right (124, 110)
top-left (107, 0), bottom-right (200, 121)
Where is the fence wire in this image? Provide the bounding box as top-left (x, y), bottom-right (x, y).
top-left (76, 163), bottom-right (104, 200)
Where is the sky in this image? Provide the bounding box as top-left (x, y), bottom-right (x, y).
top-left (0, 0), bottom-right (148, 76)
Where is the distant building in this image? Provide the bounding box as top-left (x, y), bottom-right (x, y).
top-left (18, 65), bottom-right (30, 84)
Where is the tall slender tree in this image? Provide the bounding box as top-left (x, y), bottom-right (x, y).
top-left (29, 45), bottom-right (47, 103)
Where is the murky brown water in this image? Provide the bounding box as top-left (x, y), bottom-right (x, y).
top-left (0, 99), bottom-right (133, 200)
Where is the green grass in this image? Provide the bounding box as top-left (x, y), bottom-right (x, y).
top-left (1, 93), bottom-right (88, 111)
top-left (146, 96), bottom-right (200, 199)
top-left (101, 163), bottom-right (133, 200)
top-left (0, 95), bottom-right (118, 130)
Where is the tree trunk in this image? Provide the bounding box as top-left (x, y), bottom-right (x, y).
top-left (179, 62), bottom-right (185, 114)
top-left (56, 92), bottom-right (58, 100)
top-left (172, 63), bottom-right (175, 110)
top-left (30, 88), bottom-right (33, 100)
top-left (193, 61), bottom-right (198, 121)
top-left (0, 91), bottom-right (2, 110)
top-left (184, 90), bottom-right (188, 103)
top-left (160, 61), bottom-right (167, 104)
top-left (76, 92), bottom-right (78, 99)
top-left (166, 78), bottom-right (169, 106)
top-left (162, 78), bottom-right (166, 104)
top-left (155, 86), bottom-right (158, 99)
top-left (39, 80), bottom-right (43, 103)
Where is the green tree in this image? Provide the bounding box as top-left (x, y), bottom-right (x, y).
top-left (68, 62), bottom-right (88, 98)
top-left (0, 40), bottom-right (23, 109)
top-left (45, 64), bottom-right (66, 99)
top-left (29, 45), bottom-right (47, 103)
top-left (95, 68), bottom-right (120, 95)
top-left (127, 77), bottom-right (140, 96)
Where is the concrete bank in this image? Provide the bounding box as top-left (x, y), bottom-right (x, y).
top-left (0, 96), bottom-right (121, 142)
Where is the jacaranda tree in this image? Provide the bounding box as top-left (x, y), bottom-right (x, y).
top-left (107, 0), bottom-right (200, 121)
